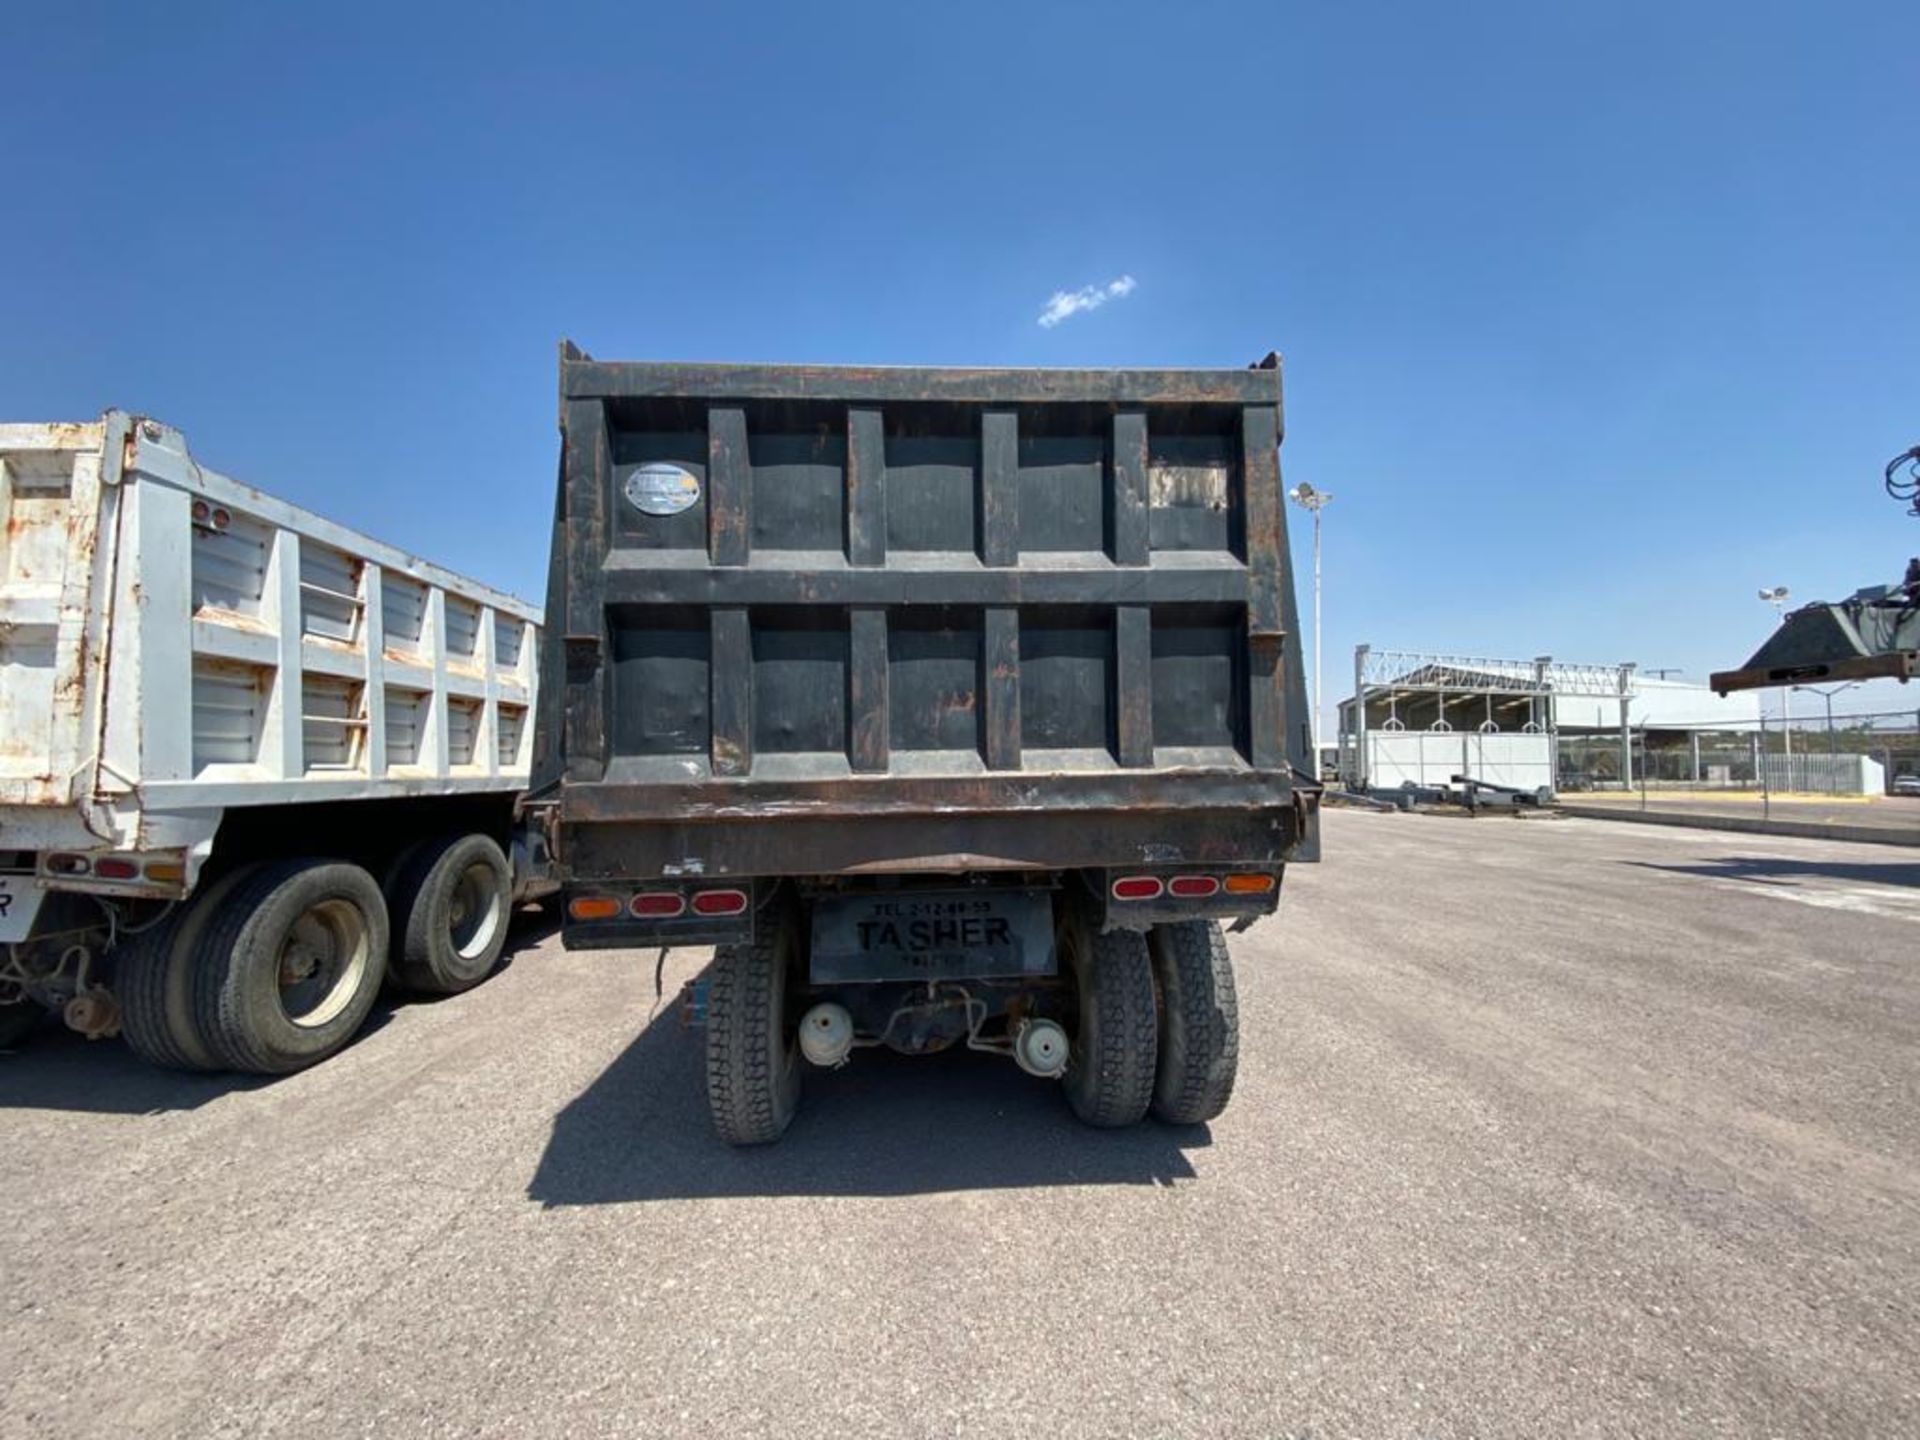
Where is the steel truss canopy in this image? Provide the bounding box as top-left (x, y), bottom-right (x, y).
top-left (1355, 649), bottom-right (1633, 700)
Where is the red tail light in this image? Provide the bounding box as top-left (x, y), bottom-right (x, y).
top-left (93, 858), bottom-right (140, 880)
top-left (629, 892), bottom-right (685, 917)
top-left (1168, 875), bottom-right (1219, 898)
top-left (691, 889), bottom-right (749, 916)
top-left (1110, 876), bottom-right (1163, 900)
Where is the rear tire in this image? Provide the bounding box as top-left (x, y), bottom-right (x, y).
top-left (117, 865), bottom-right (261, 1072)
top-left (191, 859), bottom-right (389, 1075)
top-left (1148, 919), bottom-right (1239, 1125)
top-left (1061, 913), bottom-right (1157, 1128)
top-left (388, 833), bottom-right (512, 995)
top-left (705, 916), bottom-right (801, 1145)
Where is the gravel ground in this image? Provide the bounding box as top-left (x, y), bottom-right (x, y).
top-left (2, 810), bottom-right (1916, 1439)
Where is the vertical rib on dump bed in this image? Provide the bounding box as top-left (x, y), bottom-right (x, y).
top-left (0, 414), bottom-right (542, 864)
top-left (540, 352), bottom-right (1319, 881)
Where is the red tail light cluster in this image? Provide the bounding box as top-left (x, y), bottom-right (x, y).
top-left (1111, 873), bottom-right (1277, 901)
top-left (571, 887), bottom-right (751, 922)
top-left (42, 852), bottom-right (187, 884)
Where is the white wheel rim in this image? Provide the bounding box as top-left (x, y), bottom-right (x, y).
top-left (448, 862), bottom-right (504, 961)
top-left (277, 898), bottom-right (371, 1028)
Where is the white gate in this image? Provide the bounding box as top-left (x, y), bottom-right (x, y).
top-left (1365, 730), bottom-right (1552, 793)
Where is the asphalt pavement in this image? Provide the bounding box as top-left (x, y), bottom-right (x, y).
top-left (3, 810), bottom-right (1916, 1438)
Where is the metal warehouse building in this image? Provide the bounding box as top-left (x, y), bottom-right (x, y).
top-left (1338, 647), bottom-right (1763, 795)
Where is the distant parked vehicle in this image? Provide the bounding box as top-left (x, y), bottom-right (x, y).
top-left (1892, 775), bottom-right (1920, 796)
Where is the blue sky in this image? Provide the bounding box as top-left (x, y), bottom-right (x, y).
top-left (6, 2), bottom-right (1917, 721)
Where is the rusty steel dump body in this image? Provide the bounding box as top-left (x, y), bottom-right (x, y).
top-left (536, 350), bottom-right (1320, 949)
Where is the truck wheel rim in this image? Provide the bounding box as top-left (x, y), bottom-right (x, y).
top-left (447, 863), bottom-right (504, 961)
top-left (277, 898), bottom-right (370, 1028)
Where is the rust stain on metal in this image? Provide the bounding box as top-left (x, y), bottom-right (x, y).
top-left (1149, 463), bottom-right (1229, 511)
top-left (549, 359), bottom-right (1310, 897)
top-left (197, 604), bottom-right (268, 632)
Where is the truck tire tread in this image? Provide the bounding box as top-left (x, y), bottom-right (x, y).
top-left (117, 917), bottom-right (206, 1071)
top-left (191, 859), bottom-right (389, 1075)
top-left (1063, 919), bottom-right (1158, 1128)
top-left (390, 832), bottom-right (513, 995)
top-left (1149, 919), bottom-right (1239, 1125)
top-left (117, 865), bottom-right (260, 1072)
top-left (704, 920), bottom-right (800, 1145)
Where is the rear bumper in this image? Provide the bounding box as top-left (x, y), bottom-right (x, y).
top-left (559, 864), bottom-right (1290, 953)
top-left (557, 772), bottom-right (1318, 882)
top-left (0, 821), bottom-right (194, 903)
top-left (552, 768), bottom-right (1319, 951)
top-left (562, 912), bottom-right (754, 951)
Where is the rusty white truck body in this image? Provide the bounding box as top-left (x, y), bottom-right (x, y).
top-left (0, 414), bottom-right (542, 1064)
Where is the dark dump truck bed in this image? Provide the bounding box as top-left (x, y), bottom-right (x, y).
top-left (534, 349), bottom-right (1320, 1142)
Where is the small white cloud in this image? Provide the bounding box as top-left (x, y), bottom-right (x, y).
top-left (1037, 274), bottom-right (1137, 328)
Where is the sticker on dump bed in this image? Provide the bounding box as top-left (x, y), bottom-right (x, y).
top-left (624, 462), bottom-right (702, 516)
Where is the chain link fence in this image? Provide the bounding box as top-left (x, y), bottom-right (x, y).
top-left (1557, 707), bottom-right (1920, 795)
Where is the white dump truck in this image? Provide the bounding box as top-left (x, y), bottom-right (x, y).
top-left (0, 413), bottom-right (546, 1071)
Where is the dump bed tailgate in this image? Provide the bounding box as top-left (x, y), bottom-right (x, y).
top-left (541, 355), bottom-right (1318, 880)
top-left (0, 421), bottom-right (115, 811)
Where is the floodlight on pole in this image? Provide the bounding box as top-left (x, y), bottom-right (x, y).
top-left (1289, 481), bottom-right (1332, 763)
top-left (1759, 585), bottom-right (1793, 776)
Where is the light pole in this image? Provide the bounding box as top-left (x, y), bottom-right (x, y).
top-left (1289, 481), bottom-right (1332, 765)
top-left (1759, 586), bottom-right (1792, 786)
top-left (1794, 681), bottom-right (1860, 793)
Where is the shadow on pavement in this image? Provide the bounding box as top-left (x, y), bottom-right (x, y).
top-left (1628, 856), bottom-right (1920, 888)
top-left (0, 1021), bottom-right (274, 1114)
top-left (0, 903), bottom-right (564, 1116)
top-left (528, 995), bottom-right (1212, 1205)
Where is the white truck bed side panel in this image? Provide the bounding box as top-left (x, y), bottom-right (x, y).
top-left (2, 413), bottom-right (542, 858)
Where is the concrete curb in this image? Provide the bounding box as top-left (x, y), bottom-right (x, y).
top-left (1555, 803), bottom-right (1920, 848)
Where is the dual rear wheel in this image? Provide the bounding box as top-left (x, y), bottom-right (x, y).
top-left (1059, 914), bottom-right (1240, 1129)
top-left (117, 833), bottom-right (512, 1076)
top-left (702, 907), bottom-right (1240, 1145)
